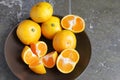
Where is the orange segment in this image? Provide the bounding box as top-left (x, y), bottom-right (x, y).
top-left (62, 16), bottom-right (74, 28)
top-left (29, 61), bottom-right (46, 74)
top-left (42, 51), bottom-right (58, 68)
top-left (57, 58), bottom-right (74, 72)
top-left (62, 49), bottom-right (79, 62)
top-left (21, 46), bottom-right (39, 65)
top-left (30, 41), bottom-right (48, 58)
top-left (61, 14), bottom-right (85, 33)
top-left (56, 49), bottom-right (80, 74)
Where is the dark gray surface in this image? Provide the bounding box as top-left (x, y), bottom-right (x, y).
top-left (0, 0), bottom-right (120, 80)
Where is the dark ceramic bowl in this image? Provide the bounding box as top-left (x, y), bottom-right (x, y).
top-left (4, 18), bottom-right (91, 80)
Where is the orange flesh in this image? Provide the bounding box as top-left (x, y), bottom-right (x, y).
top-left (42, 51), bottom-right (57, 68)
top-left (29, 60), bottom-right (40, 66)
top-left (61, 15), bottom-right (85, 32)
top-left (72, 18), bottom-right (83, 31)
top-left (38, 43), bottom-right (46, 55)
top-left (42, 56), bottom-right (54, 67)
top-left (62, 50), bottom-right (78, 62)
top-left (58, 58), bottom-right (73, 72)
top-left (30, 42), bottom-right (47, 57)
top-left (25, 51), bottom-right (39, 64)
top-left (62, 16), bottom-right (74, 28)
top-left (30, 43), bottom-right (37, 55)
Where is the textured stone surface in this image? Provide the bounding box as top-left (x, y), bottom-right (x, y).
top-left (0, 0), bottom-right (120, 80)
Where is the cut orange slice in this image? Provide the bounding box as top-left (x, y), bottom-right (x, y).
top-left (30, 41), bottom-right (48, 58)
top-left (42, 51), bottom-right (58, 68)
top-left (21, 46), bottom-right (39, 65)
top-left (61, 14), bottom-right (85, 33)
top-left (29, 61), bottom-right (46, 74)
top-left (56, 49), bottom-right (80, 74)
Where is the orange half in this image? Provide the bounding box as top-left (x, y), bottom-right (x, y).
top-left (61, 14), bottom-right (85, 33)
top-left (56, 49), bottom-right (80, 74)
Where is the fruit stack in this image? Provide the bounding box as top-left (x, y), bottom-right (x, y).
top-left (16, 2), bottom-right (85, 74)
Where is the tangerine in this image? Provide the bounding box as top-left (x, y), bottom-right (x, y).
top-left (53, 30), bottom-right (76, 52)
top-left (30, 2), bottom-right (53, 23)
top-left (41, 16), bottom-right (62, 39)
top-left (16, 20), bottom-right (41, 45)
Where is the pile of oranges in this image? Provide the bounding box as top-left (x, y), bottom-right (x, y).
top-left (16, 2), bottom-right (85, 74)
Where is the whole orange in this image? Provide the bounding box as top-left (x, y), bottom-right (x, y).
top-left (41, 16), bottom-right (62, 39)
top-left (30, 2), bottom-right (53, 23)
top-left (53, 30), bottom-right (76, 52)
top-left (16, 20), bottom-right (41, 45)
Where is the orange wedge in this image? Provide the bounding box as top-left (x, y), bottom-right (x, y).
top-left (61, 14), bottom-right (85, 33)
top-left (29, 61), bottom-right (46, 74)
top-left (56, 49), bottom-right (80, 74)
top-left (42, 51), bottom-right (58, 68)
top-left (30, 41), bottom-right (48, 58)
top-left (21, 46), bottom-right (39, 65)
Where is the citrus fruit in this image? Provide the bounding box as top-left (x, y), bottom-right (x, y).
top-left (42, 51), bottom-right (58, 68)
top-left (21, 46), bottom-right (39, 65)
top-left (61, 14), bottom-right (85, 33)
top-left (30, 2), bottom-right (53, 23)
top-left (30, 41), bottom-right (48, 58)
top-left (56, 49), bottom-right (80, 74)
top-left (53, 30), bottom-right (76, 52)
top-left (16, 20), bottom-right (41, 45)
top-left (41, 16), bottom-right (62, 39)
top-left (29, 61), bottom-right (46, 74)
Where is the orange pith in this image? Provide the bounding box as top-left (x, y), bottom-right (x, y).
top-left (30, 41), bottom-right (47, 58)
top-left (42, 51), bottom-right (58, 68)
top-left (61, 15), bottom-right (85, 33)
top-left (56, 49), bottom-right (80, 74)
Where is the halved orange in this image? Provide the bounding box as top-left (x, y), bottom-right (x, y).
top-left (56, 49), bottom-right (80, 74)
top-left (30, 41), bottom-right (48, 58)
top-left (42, 51), bottom-right (58, 68)
top-left (29, 61), bottom-right (46, 74)
top-left (21, 46), bottom-right (39, 65)
top-left (61, 14), bottom-right (85, 33)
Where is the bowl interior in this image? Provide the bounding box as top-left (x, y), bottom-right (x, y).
top-left (4, 18), bottom-right (91, 80)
